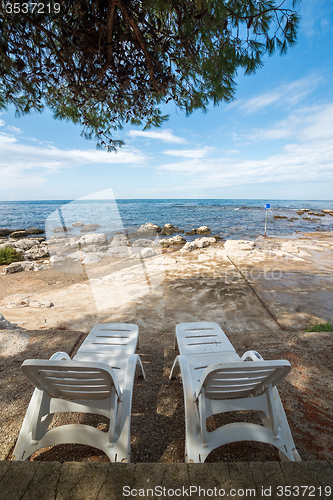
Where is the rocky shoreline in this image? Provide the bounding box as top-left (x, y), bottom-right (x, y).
top-left (0, 221), bottom-right (223, 275)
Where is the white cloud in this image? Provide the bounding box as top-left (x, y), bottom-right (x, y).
top-left (0, 132), bottom-right (146, 171)
top-left (5, 125), bottom-right (23, 134)
top-left (0, 119), bottom-right (5, 127)
top-left (128, 129), bottom-right (186, 143)
top-left (162, 147), bottom-right (212, 159)
top-left (0, 131), bottom-right (147, 188)
top-left (248, 103), bottom-right (333, 143)
top-left (235, 75), bottom-right (322, 114)
top-left (157, 103), bottom-right (333, 190)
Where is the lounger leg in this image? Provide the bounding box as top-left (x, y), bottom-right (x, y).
top-left (265, 387), bottom-right (301, 461)
top-left (110, 354), bottom-right (145, 463)
top-left (13, 388), bottom-right (53, 461)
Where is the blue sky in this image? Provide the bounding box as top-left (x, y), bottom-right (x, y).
top-left (1, 0), bottom-right (333, 201)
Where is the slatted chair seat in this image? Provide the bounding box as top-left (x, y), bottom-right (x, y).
top-left (170, 322), bottom-right (301, 463)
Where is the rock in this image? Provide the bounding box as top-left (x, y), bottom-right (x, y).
top-left (179, 237), bottom-right (216, 252)
top-left (14, 238), bottom-right (41, 250)
top-left (82, 253), bottom-right (101, 264)
top-left (322, 209), bottom-right (333, 213)
top-left (80, 223), bottom-right (100, 232)
top-left (24, 245), bottom-right (49, 260)
top-left (29, 299), bottom-right (53, 308)
top-left (9, 230), bottom-right (28, 238)
top-left (170, 235), bottom-right (186, 245)
top-left (180, 242), bottom-right (197, 252)
top-left (0, 242), bottom-right (16, 250)
top-left (110, 234), bottom-right (130, 247)
top-left (26, 227), bottom-right (44, 235)
top-left (158, 239), bottom-right (171, 248)
top-left (0, 228), bottom-right (11, 236)
top-left (314, 213), bottom-right (325, 217)
top-left (0, 313), bottom-right (17, 329)
top-left (195, 237), bottom-right (216, 248)
top-left (7, 299), bottom-right (30, 308)
top-left (21, 261), bottom-right (44, 271)
top-left (273, 215), bottom-right (287, 219)
top-left (132, 238), bottom-right (157, 247)
top-left (78, 233), bottom-right (108, 246)
top-left (137, 223), bottom-right (161, 234)
top-left (185, 226), bottom-right (211, 235)
top-left (52, 227), bottom-right (72, 233)
top-left (85, 245), bottom-right (108, 253)
top-left (7, 298), bottom-right (52, 308)
top-left (65, 236), bottom-right (82, 248)
top-left (72, 222), bottom-right (85, 227)
top-left (195, 226), bottom-right (211, 235)
top-left (159, 235), bottom-right (186, 247)
top-left (160, 224), bottom-right (179, 235)
top-left (2, 262), bottom-right (24, 274)
top-left (107, 246), bottom-right (131, 258)
top-left (131, 247), bottom-right (158, 259)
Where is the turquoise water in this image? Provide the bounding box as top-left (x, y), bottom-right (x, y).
top-left (1, 199), bottom-right (333, 240)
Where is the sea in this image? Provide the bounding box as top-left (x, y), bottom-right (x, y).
top-left (1, 199), bottom-right (333, 241)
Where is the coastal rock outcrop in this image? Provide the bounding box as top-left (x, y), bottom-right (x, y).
top-left (72, 222), bottom-right (85, 227)
top-left (2, 262), bottom-right (24, 274)
top-left (14, 238), bottom-right (41, 250)
top-left (26, 227), bottom-right (44, 235)
top-left (78, 233), bottom-right (108, 246)
top-left (80, 223), bottom-right (100, 232)
top-left (10, 230), bottom-right (29, 238)
top-left (185, 226), bottom-right (211, 235)
top-left (52, 227), bottom-right (72, 234)
top-left (130, 247), bottom-right (158, 259)
top-left (0, 313), bottom-right (16, 329)
top-left (110, 234), bottom-right (130, 246)
top-left (24, 245), bottom-right (49, 260)
top-left (159, 235), bottom-right (186, 247)
top-left (160, 224), bottom-right (182, 235)
top-left (107, 246), bottom-right (131, 258)
top-left (180, 237), bottom-right (216, 252)
top-left (132, 238), bottom-right (157, 247)
top-left (82, 253), bottom-right (102, 264)
top-left (137, 223), bottom-right (161, 234)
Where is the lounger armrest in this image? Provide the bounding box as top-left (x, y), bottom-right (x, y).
top-left (241, 350), bottom-right (264, 361)
top-left (50, 352), bottom-right (71, 361)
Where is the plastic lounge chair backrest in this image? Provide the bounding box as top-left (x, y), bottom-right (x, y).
top-left (21, 360), bottom-right (120, 401)
top-left (195, 360), bottom-right (291, 400)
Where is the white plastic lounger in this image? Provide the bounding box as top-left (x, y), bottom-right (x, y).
top-left (170, 322), bottom-right (301, 463)
top-left (13, 323), bottom-right (144, 462)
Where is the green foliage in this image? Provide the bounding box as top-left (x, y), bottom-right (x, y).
top-left (0, 246), bottom-right (23, 265)
top-left (305, 320), bottom-right (333, 332)
top-left (0, 0), bottom-right (301, 150)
